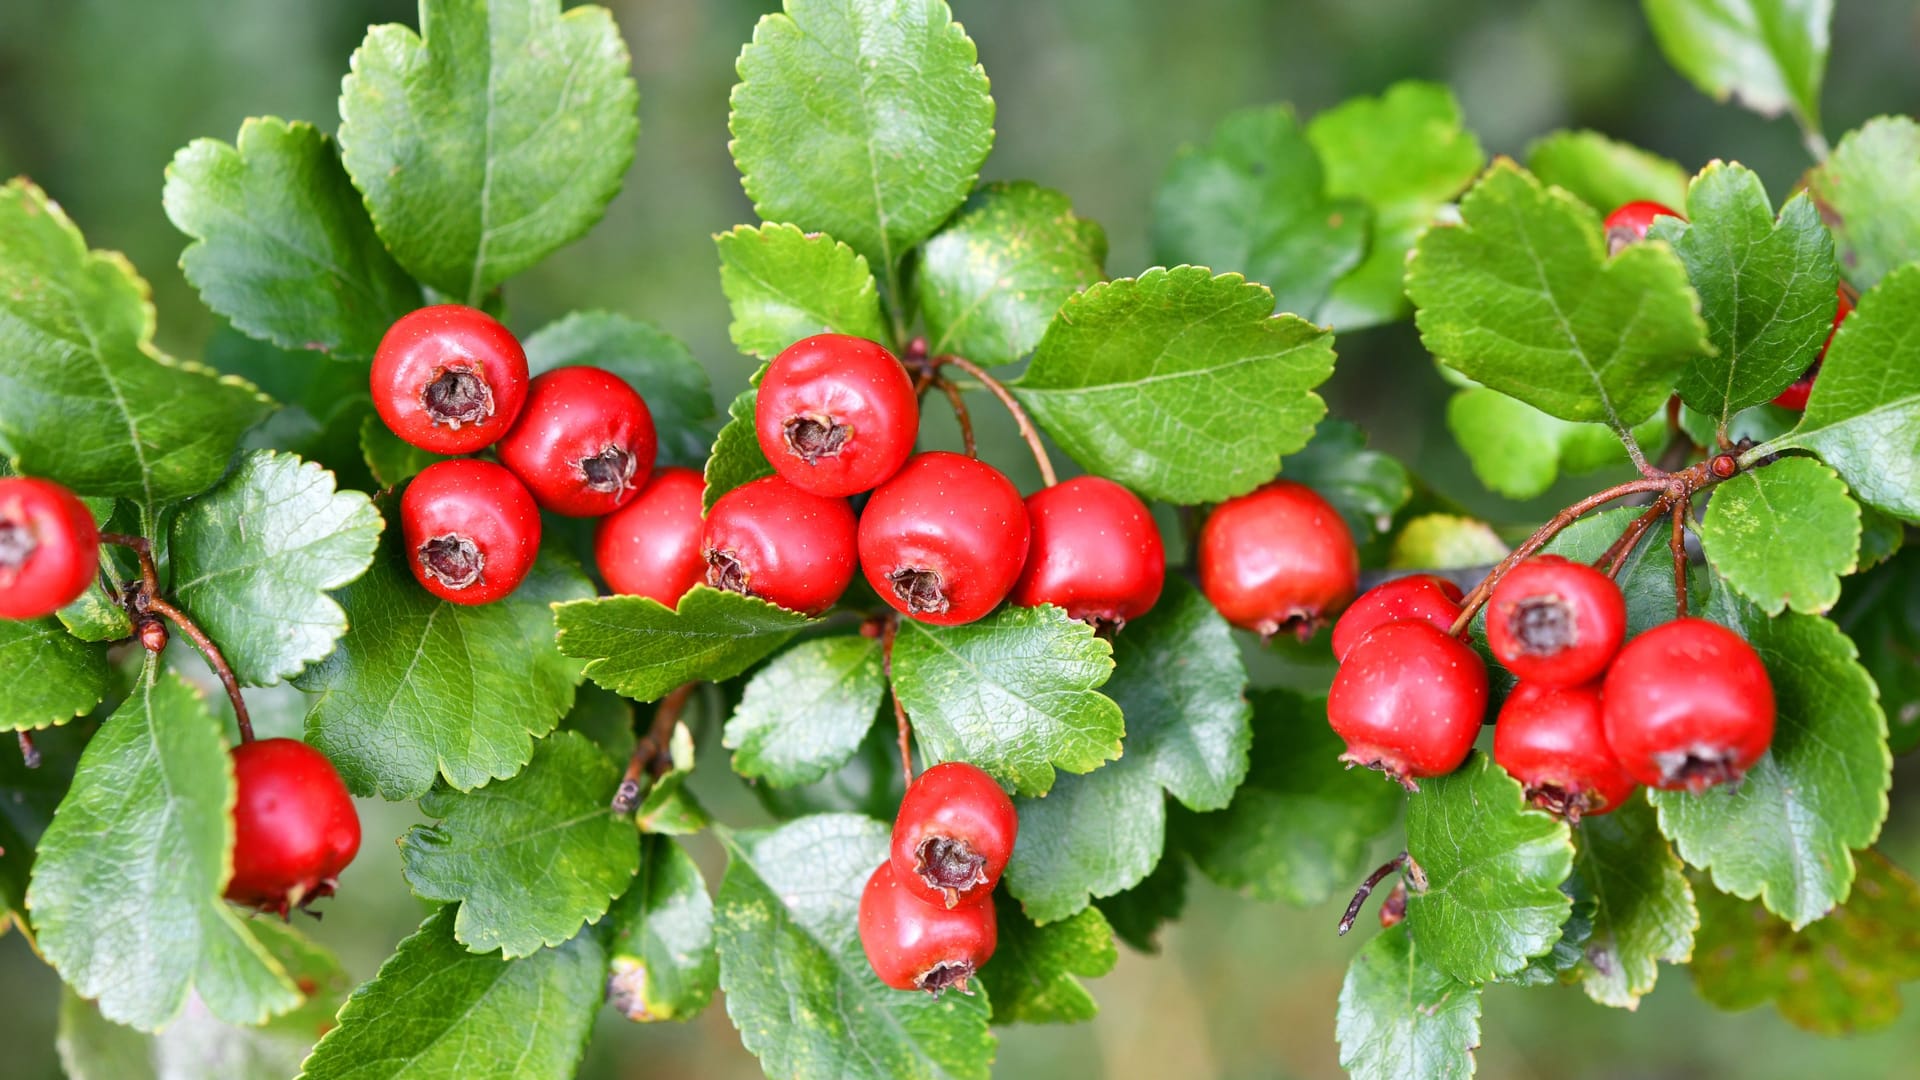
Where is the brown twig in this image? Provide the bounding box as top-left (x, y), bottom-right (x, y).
top-left (1671, 498), bottom-right (1691, 619)
top-left (1593, 498), bottom-right (1673, 579)
top-left (17, 731), bottom-right (39, 769)
top-left (612, 682), bottom-right (697, 815)
top-left (1339, 851), bottom-right (1411, 936)
top-left (100, 532), bottom-right (254, 743)
top-left (880, 613), bottom-right (914, 781)
top-left (933, 353), bottom-right (1058, 487)
top-left (932, 374), bottom-right (976, 457)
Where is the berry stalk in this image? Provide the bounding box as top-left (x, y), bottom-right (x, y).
top-left (100, 531), bottom-right (254, 743)
top-left (880, 613), bottom-right (915, 781)
top-left (932, 353), bottom-right (1057, 487)
top-left (612, 681), bottom-right (697, 815)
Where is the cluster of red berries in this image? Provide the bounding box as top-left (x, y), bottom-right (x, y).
top-left (858, 762), bottom-right (1017, 994)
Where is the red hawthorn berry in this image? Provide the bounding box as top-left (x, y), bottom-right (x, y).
top-left (226, 738), bottom-right (361, 916)
top-left (755, 334), bottom-right (918, 497)
top-left (858, 860), bottom-right (997, 995)
top-left (1493, 681), bottom-right (1637, 820)
top-left (890, 761), bottom-right (1018, 910)
top-left (1197, 480), bottom-right (1359, 640)
top-left (858, 452), bottom-right (1031, 626)
top-left (594, 466), bottom-right (707, 607)
top-left (400, 459), bottom-right (542, 605)
top-left (497, 367), bottom-right (657, 517)
top-left (371, 305), bottom-right (529, 454)
top-left (1486, 556), bottom-right (1627, 688)
top-left (0, 477), bottom-right (99, 620)
top-left (1328, 620), bottom-right (1488, 788)
top-left (1603, 200), bottom-right (1683, 254)
top-left (1601, 618), bottom-right (1775, 792)
top-left (702, 475), bottom-right (857, 616)
top-left (1330, 573), bottom-right (1466, 662)
top-left (1772, 288), bottom-right (1854, 411)
top-left (1008, 476), bottom-right (1164, 629)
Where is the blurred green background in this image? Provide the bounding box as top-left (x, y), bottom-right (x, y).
top-left (4, 0), bottom-right (1919, 1076)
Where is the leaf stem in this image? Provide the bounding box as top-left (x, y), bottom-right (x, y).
top-left (933, 353), bottom-right (1058, 487)
top-left (612, 682), bottom-right (697, 815)
top-left (16, 731), bottom-right (39, 769)
top-left (100, 532), bottom-right (254, 743)
top-left (1339, 851), bottom-right (1410, 936)
top-left (880, 613), bottom-right (914, 782)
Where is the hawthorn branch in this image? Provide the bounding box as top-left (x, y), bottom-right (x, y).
top-left (880, 613), bottom-right (914, 781)
top-left (934, 353), bottom-right (1058, 487)
top-left (1671, 498), bottom-right (1691, 619)
top-left (612, 682), bottom-right (697, 815)
top-left (1593, 498), bottom-right (1672, 579)
top-left (1339, 851), bottom-right (1410, 936)
top-left (100, 532), bottom-right (254, 743)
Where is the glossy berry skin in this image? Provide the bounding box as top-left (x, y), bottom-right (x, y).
top-left (858, 860), bottom-right (997, 995)
top-left (1486, 556), bottom-right (1627, 688)
top-left (755, 334), bottom-right (918, 497)
top-left (1198, 480), bottom-right (1359, 640)
top-left (858, 452), bottom-right (1031, 626)
top-left (594, 467), bottom-right (707, 607)
top-left (1328, 620), bottom-right (1488, 788)
top-left (1772, 288), bottom-right (1853, 411)
top-left (401, 459), bottom-right (542, 605)
top-left (226, 738), bottom-right (361, 915)
top-left (1330, 574), bottom-right (1465, 662)
top-left (890, 762), bottom-right (1018, 910)
top-left (497, 367), bottom-right (657, 517)
top-left (1602, 618), bottom-right (1775, 792)
top-left (1493, 681), bottom-right (1637, 820)
top-left (1603, 200), bottom-right (1683, 253)
top-left (371, 305), bottom-right (529, 454)
top-left (1009, 476), bottom-right (1164, 628)
top-left (702, 476), bottom-right (857, 616)
top-left (0, 478), bottom-right (99, 619)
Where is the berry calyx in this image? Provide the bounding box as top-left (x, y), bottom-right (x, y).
top-left (702, 475), bottom-right (857, 616)
top-left (400, 459), bottom-right (542, 605)
top-left (1330, 573), bottom-right (1466, 662)
top-left (858, 452), bottom-right (1031, 626)
top-left (226, 738), bottom-right (361, 916)
top-left (755, 334), bottom-right (918, 497)
top-left (1008, 476), bottom-right (1164, 630)
top-left (858, 860), bottom-right (997, 994)
top-left (0, 477), bottom-right (100, 620)
top-left (1486, 556), bottom-right (1627, 688)
top-left (890, 761), bottom-right (1018, 910)
top-left (1198, 480), bottom-right (1359, 640)
top-left (1328, 620), bottom-right (1488, 788)
top-left (1771, 287), bottom-right (1853, 411)
top-left (497, 366), bottom-right (657, 517)
top-left (594, 466), bottom-right (707, 608)
top-left (1601, 618), bottom-right (1775, 792)
top-left (1493, 681), bottom-right (1637, 820)
top-left (370, 305), bottom-right (529, 454)
top-left (1603, 200), bottom-right (1683, 254)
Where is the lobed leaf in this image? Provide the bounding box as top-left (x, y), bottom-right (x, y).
top-left (1833, 547), bottom-right (1920, 754)
top-left (715, 223), bottom-right (890, 360)
top-left (0, 617), bottom-right (108, 732)
top-left (1447, 386), bottom-right (1666, 500)
top-left (724, 635), bottom-right (885, 788)
top-left (1572, 793), bottom-right (1698, 1008)
top-left (1698, 456), bottom-right (1860, 614)
top-left (978, 894), bottom-right (1116, 1025)
top-left (702, 386), bottom-right (774, 510)
top-left (1807, 116), bottom-right (1920, 292)
top-left (554, 586), bottom-right (812, 705)
top-left (1336, 924), bottom-right (1481, 1080)
top-left (922, 182), bottom-right (1106, 366)
top-left (1525, 129), bottom-right (1691, 215)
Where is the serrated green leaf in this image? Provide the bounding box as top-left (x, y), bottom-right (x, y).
top-left (753, 718), bottom-right (908, 822)
top-left (337, 0), bottom-right (638, 301)
top-left (1834, 547), bottom-right (1920, 754)
top-left (299, 905), bottom-right (604, 1080)
top-left (206, 325), bottom-right (380, 493)
top-left (724, 635), bottom-right (884, 787)
top-left (1526, 129), bottom-right (1691, 214)
top-left (163, 116), bottom-right (422, 362)
top-left (1643, 0), bottom-right (1830, 128)
top-left (1808, 117), bottom-right (1920, 292)
top-left (607, 835), bottom-right (716, 1023)
top-left (1279, 420), bottom-right (1412, 541)
top-left (716, 814), bottom-right (995, 1080)
top-left (524, 311), bottom-right (716, 469)
top-left (1388, 513), bottom-right (1508, 571)
top-left (0, 617), bottom-right (109, 732)
top-left (1573, 793), bottom-right (1697, 1008)
top-left (1013, 267), bottom-right (1336, 504)
top-left (1336, 923), bottom-right (1481, 1080)
top-left (1406, 751), bottom-right (1575, 983)
top-left (1502, 884), bottom-right (1593, 987)
top-left (1446, 386), bottom-right (1663, 500)
top-left (1699, 456), bottom-right (1860, 614)
top-left (979, 893), bottom-right (1115, 1025)
top-left (891, 604), bottom-right (1123, 797)
top-left (1107, 577), bottom-right (1251, 810)
top-left (555, 586), bottom-right (812, 704)
top-left (358, 412), bottom-right (446, 488)
top-left (1093, 850), bottom-right (1188, 953)
top-left (1856, 505), bottom-right (1905, 571)
top-left (703, 387), bottom-right (775, 511)
top-left (0, 179), bottom-right (273, 506)
top-left (1000, 754), bottom-right (1161, 925)
top-left (715, 223), bottom-right (891, 361)
top-left (922, 182), bottom-right (1106, 366)
top-left (27, 668), bottom-right (300, 1031)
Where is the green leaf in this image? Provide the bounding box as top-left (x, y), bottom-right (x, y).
top-left (1856, 505), bottom-right (1905, 571)
top-left (401, 731), bottom-right (639, 958)
top-left (607, 835), bottom-right (717, 1023)
top-left (169, 450), bottom-right (383, 686)
top-left (1279, 420), bottom-right (1412, 541)
top-left (1405, 751), bottom-right (1575, 983)
top-left (1012, 267), bottom-right (1336, 504)
top-left (1446, 386), bottom-right (1663, 500)
top-left (1174, 690), bottom-right (1400, 906)
top-left (1691, 850), bottom-right (1920, 1034)
top-left (1652, 163), bottom-right (1840, 421)
top-left (524, 312), bottom-right (716, 469)
top-left (753, 718), bottom-right (908, 822)
top-left (1501, 885), bottom-right (1593, 987)
top-left (1771, 263), bottom-right (1920, 520)
top-left (730, 0), bottom-right (994, 291)
top-left (1525, 129), bottom-right (1691, 215)
top-left (337, 0), bottom-right (638, 301)
top-left (1572, 793), bottom-right (1698, 1008)
top-left (0, 617), bottom-right (108, 732)
top-left (296, 527), bottom-right (594, 799)
top-left (1336, 924), bottom-right (1482, 1080)
top-left (921, 182), bottom-right (1107, 366)
top-left (724, 635), bottom-right (885, 787)
top-left (0, 178), bottom-right (273, 505)
top-left (1000, 754), bottom-right (1162, 925)
top-left (1643, 0), bottom-right (1831, 129)
top-left (163, 116), bottom-right (423, 362)
top-left (555, 586), bottom-right (813, 704)
top-left (1407, 159), bottom-right (1712, 427)
top-left (891, 604), bottom-right (1123, 797)
top-left (1699, 456), bottom-right (1860, 614)
top-left (1093, 851), bottom-right (1189, 953)
top-left (979, 893), bottom-right (1116, 1025)
top-left (1808, 117), bottom-right (1920, 292)
top-left (1151, 105), bottom-right (1367, 321)
top-left (1651, 600), bottom-right (1891, 928)
top-left (1388, 513), bottom-right (1508, 571)
top-left (299, 905), bottom-right (605, 1080)
top-left (703, 387), bottom-right (775, 511)
top-left (636, 718), bottom-right (710, 836)
top-left (27, 668), bottom-right (300, 1031)
top-left (715, 223), bottom-right (891, 360)
top-left (1834, 547), bottom-right (1920, 754)
top-left (1306, 81), bottom-right (1485, 330)
top-left (358, 413), bottom-right (446, 488)
top-left (715, 814), bottom-right (995, 1080)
